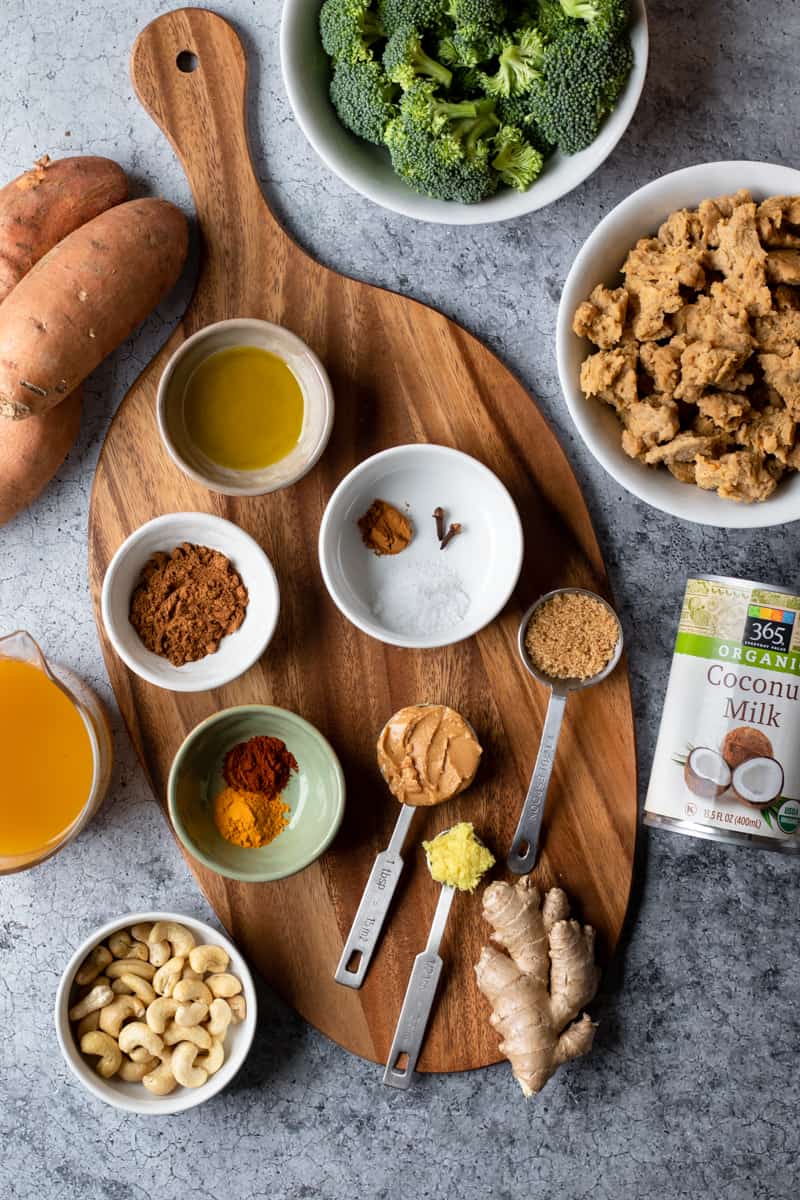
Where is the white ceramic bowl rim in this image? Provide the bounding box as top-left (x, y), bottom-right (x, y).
top-left (156, 317), bottom-right (335, 498)
top-left (55, 910), bottom-right (257, 1115)
top-left (279, 0), bottom-right (649, 225)
top-left (100, 511), bottom-right (280, 693)
top-left (318, 443), bottom-right (524, 648)
top-left (557, 159), bottom-right (800, 529)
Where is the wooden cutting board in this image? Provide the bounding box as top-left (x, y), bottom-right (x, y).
top-left (87, 8), bottom-right (637, 1072)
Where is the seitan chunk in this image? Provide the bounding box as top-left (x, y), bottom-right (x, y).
top-left (658, 208), bottom-right (707, 251)
top-left (694, 451), bottom-right (782, 502)
top-left (572, 284), bottom-right (629, 349)
top-left (666, 459), bottom-right (698, 484)
top-left (759, 347), bottom-right (800, 416)
top-left (674, 342), bottom-right (744, 401)
top-left (639, 338), bottom-right (684, 393)
top-left (696, 391), bottom-right (751, 432)
top-left (643, 431), bottom-right (723, 465)
top-left (673, 286), bottom-right (753, 356)
top-left (709, 203), bottom-right (772, 316)
top-left (698, 190), bottom-right (753, 246)
top-left (739, 404), bottom-right (796, 463)
top-left (766, 250), bottom-right (800, 286)
top-left (757, 196), bottom-right (800, 248)
top-left (622, 237), bottom-right (705, 341)
top-left (774, 284), bottom-right (800, 312)
top-left (579, 344), bottom-right (637, 412)
top-left (753, 307), bottom-right (800, 356)
top-left (621, 399), bottom-right (680, 458)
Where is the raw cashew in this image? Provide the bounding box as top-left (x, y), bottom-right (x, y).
top-left (108, 930), bottom-right (134, 958)
top-left (106, 958), bottom-right (155, 980)
top-left (99, 995), bottom-right (145, 1037)
top-left (171, 1042), bottom-right (208, 1089)
top-left (173, 978), bottom-right (212, 1006)
top-left (206, 973), bottom-right (242, 999)
top-left (148, 940), bottom-right (171, 968)
top-left (80, 1030), bottom-right (122, 1078)
top-left (163, 1021), bottom-right (211, 1050)
top-left (146, 996), bottom-right (179, 1034)
top-left (119, 1054), bottom-right (159, 1082)
top-left (77, 973), bottom-right (110, 1000)
top-left (181, 966), bottom-right (203, 981)
top-left (75, 1010), bottom-right (100, 1039)
top-left (143, 1048), bottom-right (177, 1096)
top-left (175, 1001), bottom-right (209, 1028)
top-left (75, 945), bottom-right (112, 986)
top-left (196, 1039), bottom-right (225, 1076)
top-left (207, 998), bottom-right (232, 1041)
top-left (113, 973), bottom-right (156, 1005)
top-left (129, 1046), bottom-right (156, 1063)
top-left (153, 956), bottom-right (185, 997)
top-left (188, 944), bottom-right (229, 975)
top-left (69, 982), bottom-right (113, 1022)
top-left (118, 1021), bottom-right (164, 1058)
top-left (130, 922), bottom-right (153, 943)
top-left (227, 995), bottom-right (246, 1024)
top-left (149, 921), bottom-right (195, 958)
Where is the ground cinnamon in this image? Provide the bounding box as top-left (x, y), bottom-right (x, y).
top-left (358, 499), bottom-right (412, 555)
top-left (129, 542), bottom-right (248, 667)
top-left (223, 735), bottom-right (298, 797)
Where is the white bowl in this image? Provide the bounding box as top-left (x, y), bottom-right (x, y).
top-left (157, 318), bottom-right (334, 497)
top-left (318, 444), bottom-right (523, 648)
top-left (280, 0), bottom-right (649, 225)
top-left (55, 911), bottom-right (257, 1115)
top-left (101, 512), bottom-right (280, 692)
top-left (557, 160), bottom-right (800, 528)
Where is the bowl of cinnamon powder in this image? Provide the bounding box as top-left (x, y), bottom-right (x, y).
top-left (168, 704), bottom-right (346, 882)
top-left (101, 512), bottom-right (280, 693)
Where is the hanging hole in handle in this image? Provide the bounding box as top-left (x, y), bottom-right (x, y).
top-left (345, 949), bottom-right (363, 975)
top-left (176, 50), bottom-right (199, 73)
top-left (391, 1051), bottom-right (409, 1076)
top-left (515, 840), bottom-right (530, 860)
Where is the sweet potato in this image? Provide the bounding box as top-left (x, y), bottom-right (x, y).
top-left (0, 197), bottom-right (189, 418)
top-left (0, 387), bottom-right (82, 524)
top-left (0, 155), bottom-right (128, 302)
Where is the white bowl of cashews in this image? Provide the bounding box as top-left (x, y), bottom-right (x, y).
top-left (55, 912), bottom-right (257, 1114)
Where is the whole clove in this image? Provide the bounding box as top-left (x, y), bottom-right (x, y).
top-left (439, 522), bottom-right (462, 550)
top-left (433, 506), bottom-right (445, 542)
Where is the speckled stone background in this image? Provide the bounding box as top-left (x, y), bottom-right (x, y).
top-left (1, 1), bottom-right (799, 1196)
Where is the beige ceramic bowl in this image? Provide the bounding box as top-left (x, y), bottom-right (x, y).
top-left (157, 318), bottom-right (334, 496)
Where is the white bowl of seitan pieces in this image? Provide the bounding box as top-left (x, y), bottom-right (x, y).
top-left (557, 162), bottom-right (800, 527)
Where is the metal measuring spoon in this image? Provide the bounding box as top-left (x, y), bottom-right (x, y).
top-left (507, 587), bottom-right (623, 875)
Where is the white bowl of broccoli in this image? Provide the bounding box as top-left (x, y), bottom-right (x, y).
top-left (280, 0), bottom-right (648, 224)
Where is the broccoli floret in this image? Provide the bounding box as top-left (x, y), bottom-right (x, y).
top-left (527, 23), bottom-right (633, 154)
top-left (384, 84), bottom-right (499, 202)
top-left (438, 27), bottom-right (504, 67)
top-left (330, 59), bottom-right (400, 144)
top-left (491, 123), bottom-right (544, 190)
top-left (495, 91), bottom-right (556, 155)
top-left (320, 0), bottom-right (384, 63)
top-left (378, 0), bottom-right (447, 37)
top-left (447, 0), bottom-right (506, 27)
top-left (481, 27), bottom-right (545, 97)
top-left (559, 0), bottom-right (629, 36)
top-left (384, 24), bottom-right (453, 89)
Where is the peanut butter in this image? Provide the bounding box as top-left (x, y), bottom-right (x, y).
top-left (376, 704), bottom-right (482, 807)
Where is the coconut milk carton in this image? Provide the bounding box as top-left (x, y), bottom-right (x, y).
top-left (645, 575), bottom-right (800, 851)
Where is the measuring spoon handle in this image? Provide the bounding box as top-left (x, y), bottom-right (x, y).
top-left (334, 805), bottom-right (416, 989)
top-left (507, 689), bottom-right (568, 874)
top-left (382, 950), bottom-right (444, 1088)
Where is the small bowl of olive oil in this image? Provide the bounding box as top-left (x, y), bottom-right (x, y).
top-left (157, 318), bottom-right (334, 496)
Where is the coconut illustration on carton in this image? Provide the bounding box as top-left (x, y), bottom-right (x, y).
top-left (685, 727), bottom-right (784, 809)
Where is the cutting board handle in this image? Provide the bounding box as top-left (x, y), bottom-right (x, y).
top-left (131, 8), bottom-right (282, 277)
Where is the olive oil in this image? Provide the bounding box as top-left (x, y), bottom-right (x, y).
top-left (183, 345), bottom-right (304, 471)
top-left (0, 658), bottom-right (94, 855)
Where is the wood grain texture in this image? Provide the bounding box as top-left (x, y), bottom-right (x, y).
top-left (87, 8), bottom-right (637, 1072)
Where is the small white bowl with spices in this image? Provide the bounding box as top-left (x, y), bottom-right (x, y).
top-left (318, 444), bottom-right (524, 649)
top-left (157, 318), bottom-right (334, 497)
top-left (101, 512), bottom-right (280, 693)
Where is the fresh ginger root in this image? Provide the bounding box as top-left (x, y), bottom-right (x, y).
top-left (474, 877), bottom-right (600, 1096)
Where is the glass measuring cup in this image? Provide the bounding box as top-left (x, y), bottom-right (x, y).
top-left (507, 588), bottom-right (623, 875)
top-left (0, 631), bottom-right (113, 874)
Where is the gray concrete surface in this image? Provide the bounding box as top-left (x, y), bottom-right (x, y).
top-left (1, 2), bottom-right (799, 1196)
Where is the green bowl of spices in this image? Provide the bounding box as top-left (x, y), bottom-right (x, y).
top-left (168, 705), bottom-right (346, 882)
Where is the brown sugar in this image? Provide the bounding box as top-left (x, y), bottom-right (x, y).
top-left (129, 542), bottom-right (248, 667)
top-left (358, 498), bottom-right (412, 555)
top-left (524, 592), bottom-right (619, 680)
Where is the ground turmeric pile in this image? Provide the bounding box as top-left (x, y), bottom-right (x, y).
top-left (213, 735), bottom-right (297, 849)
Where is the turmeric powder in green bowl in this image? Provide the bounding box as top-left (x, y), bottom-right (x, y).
top-left (167, 705), bottom-right (346, 882)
